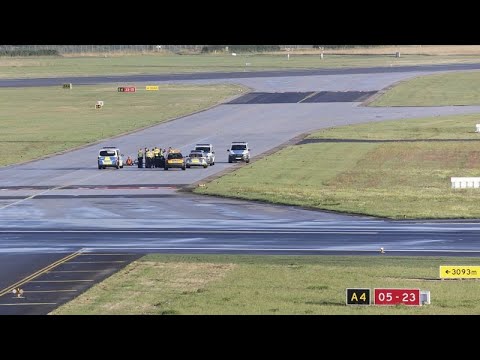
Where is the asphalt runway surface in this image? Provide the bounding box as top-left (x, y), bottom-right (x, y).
top-left (2, 64), bottom-right (480, 314)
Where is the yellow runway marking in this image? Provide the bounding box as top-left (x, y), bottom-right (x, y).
top-left (0, 250), bottom-right (85, 297)
top-left (68, 261), bottom-right (126, 264)
top-left (49, 270), bottom-right (101, 273)
top-left (23, 290), bottom-right (77, 293)
top-left (30, 280), bottom-right (94, 283)
top-left (80, 253), bottom-right (137, 256)
top-left (0, 303), bottom-right (57, 306)
top-left (297, 91), bottom-right (320, 103)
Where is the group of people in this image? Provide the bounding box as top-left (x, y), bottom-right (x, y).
top-left (136, 147), bottom-right (173, 168)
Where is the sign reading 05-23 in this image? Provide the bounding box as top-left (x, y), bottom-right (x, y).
top-left (374, 288), bottom-right (420, 306)
top-left (346, 288), bottom-right (370, 305)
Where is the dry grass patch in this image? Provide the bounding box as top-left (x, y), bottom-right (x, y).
top-left (51, 261), bottom-right (236, 315)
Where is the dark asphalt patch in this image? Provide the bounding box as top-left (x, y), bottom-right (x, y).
top-left (227, 91), bottom-right (378, 104)
top-left (0, 252), bottom-right (141, 315)
top-left (228, 92), bottom-right (313, 104)
top-left (302, 91), bottom-right (378, 103)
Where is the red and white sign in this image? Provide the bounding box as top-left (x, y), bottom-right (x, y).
top-left (374, 288), bottom-right (421, 306)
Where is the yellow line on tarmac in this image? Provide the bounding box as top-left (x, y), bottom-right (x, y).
top-left (49, 270), bottom-right (100, 273)
top-left (23, 290), bottom-right (77, 293)
top-left (80, 253), bottom-right (137, 256)
top-left (297, 91), bottom-right (319, 103)
top-left (0, 250), bottom-right (84, 297)
top-left (30, 280), bottom-right (94, 283)
top-left (68, 261), bottom-right (126, 264)
top-left (0, 303), bottom-right (57, 306)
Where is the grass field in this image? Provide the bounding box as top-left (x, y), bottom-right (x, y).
top-left (370, 70), bottom-right (480, 106)
top-left (50, 254), bottom-right (480, 315)
top-left (1, 52), bottom-right (480, 79)
top-left (195, 113), bottom-right (480, 219)
top-left (0, 84), bottom-right (246, 167)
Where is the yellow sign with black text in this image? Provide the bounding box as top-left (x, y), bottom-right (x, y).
top-left (440, 266), bottom-right (480, 279)
top-left (146, 85), bottom-right (159, 91)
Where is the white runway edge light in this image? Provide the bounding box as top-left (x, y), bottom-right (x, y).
top-left (476, 124), bottom-right (480, 133)
top-left (96, 101), bottom-right (104, 109)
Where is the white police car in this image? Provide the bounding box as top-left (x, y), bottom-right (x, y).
top-left (98, 146), bottom-right (124, 169)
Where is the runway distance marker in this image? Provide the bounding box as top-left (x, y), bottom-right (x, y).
top-left (440, 266), bottom-right (480, 279)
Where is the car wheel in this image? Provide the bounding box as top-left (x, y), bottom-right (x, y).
top-left (228, 158), bottom-right (232, 163)
top-left (98, 165), bottom-right (102, 169)
top-left (246, 159), bottom-right (250, 163)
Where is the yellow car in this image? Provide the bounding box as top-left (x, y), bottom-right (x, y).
top-left (164, 150), bottom-right (186, 170)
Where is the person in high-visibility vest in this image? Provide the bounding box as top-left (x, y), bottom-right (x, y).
top-left (146, 148), bottom-right (155, 168)
top-left (145, 148), bottom-right (150, 168)
top-left (153, 146), bottom-right (161, 168)
top-left (137, 148), bottom-right (144, 168)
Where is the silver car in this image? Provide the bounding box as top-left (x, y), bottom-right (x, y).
top-left (194, 143), bottom-right (215, 166)
top-left (186, 150), bottom-right (209, 168)
top-left (228, 142), bottom-right (250, 163)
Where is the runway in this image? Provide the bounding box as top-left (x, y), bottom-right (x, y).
top-left (2, 64), bottom-right (480, 313)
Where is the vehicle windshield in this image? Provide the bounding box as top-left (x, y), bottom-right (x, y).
top-left (196, 147), bottom-right (210, 152)
top-left (231, 145), bottom-right (246, 150)
top-left (99, 150), bottom-right (117, 157)
top-left (190, 153), bottom-right (202, 158)
top-left (168, 153), bottom-right (183, 159)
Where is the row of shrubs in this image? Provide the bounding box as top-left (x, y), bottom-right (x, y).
top-left (0, 49), bottom-right (59, 56)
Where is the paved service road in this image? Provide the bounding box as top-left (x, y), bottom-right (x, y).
top-left (2, 64), bottom-right (480, 314)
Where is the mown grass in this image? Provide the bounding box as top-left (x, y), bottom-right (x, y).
top-left (195, 113), bottom-right (480, 219)
top-left (370, 70), bottom-right (480, 106)
top-left (1, 53), bottom-right (480, 79)
top-left (0, 84), bottom-right (246, 167)
top-left (50, 254), bottom-right (480, 315)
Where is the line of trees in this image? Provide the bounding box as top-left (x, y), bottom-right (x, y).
top-left (201, 45), bottom-right (281, 53)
